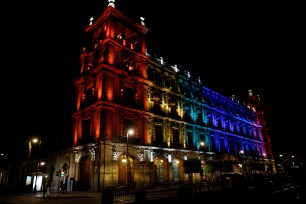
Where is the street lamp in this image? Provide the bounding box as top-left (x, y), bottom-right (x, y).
top-left (126, 129), bottom-right (134, 191)
top-left (31, 138), bottom-right (42, 193)
top-left (27, 137), bottom-right (40, 161)
top-left (198, 141), bottom-right (204, 158)
top-left (198, 141), bottom-right (204, 181)
top-left (25, 137), bottom-right (40, 191)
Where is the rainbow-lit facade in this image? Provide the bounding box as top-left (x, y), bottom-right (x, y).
top-left (68, 2), bottom-right (274, 190)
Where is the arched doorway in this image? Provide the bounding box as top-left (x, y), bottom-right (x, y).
top-left (118, 155), bottom-right (134, 185)
top-left (153, 156), bottom-right (167, 184)
top-left (156, 160), bottom-right (164, 183)
top-left (78, 155), bottom-right (90, 191)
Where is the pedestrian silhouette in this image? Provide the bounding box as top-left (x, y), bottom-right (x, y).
top-left (60, 180), bottom-right (66, 194)
top-left (63, 180), bottom-right (68, 194)
top-left (46, 180), bottom-right (51, 197)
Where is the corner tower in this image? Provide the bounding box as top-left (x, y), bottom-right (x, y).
top-left (73, 2), bottom-right (149, 146)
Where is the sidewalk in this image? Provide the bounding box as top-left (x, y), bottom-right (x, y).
top-left (31, 190), bottom-right (102, 199)
top-left (31, 190), bottom-right (177, 203)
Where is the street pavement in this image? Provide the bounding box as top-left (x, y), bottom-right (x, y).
top-left (1, 190), bottom-right (102, 204)
top-left (0, 190), bottom-right (175, 204)
top-left (1, 183), bottom-right (304, 204)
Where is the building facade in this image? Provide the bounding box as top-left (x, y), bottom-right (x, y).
top-left (41, 1), bottom-right (275, 192)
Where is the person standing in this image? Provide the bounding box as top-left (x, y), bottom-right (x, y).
top-left (45, 180), bottom-right (51, 198)
top-left (60, 180), bottom-right (64, 194)
top-left (42, 180), bottom-right (46, 198)
top-left (63, 179), bottom-right (68, 194)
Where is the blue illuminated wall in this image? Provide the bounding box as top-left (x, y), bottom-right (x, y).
top-left (146, 55), bottom-right (273, 160)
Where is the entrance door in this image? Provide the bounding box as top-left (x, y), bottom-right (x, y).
top-left (79, 155), bottom-right (90, 190)
top-left (172, 160), bottom-right (179, 182)
top-left (156, 160), bottom-right (164, 183)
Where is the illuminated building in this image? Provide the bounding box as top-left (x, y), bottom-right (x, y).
top-left (49, 1), bottom-right (275, 191)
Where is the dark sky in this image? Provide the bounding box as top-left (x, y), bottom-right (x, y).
top-left (1, 1), bottom-right (305, 161)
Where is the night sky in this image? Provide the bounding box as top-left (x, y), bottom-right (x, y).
top-left (1, 1), bottom-right (305, 162)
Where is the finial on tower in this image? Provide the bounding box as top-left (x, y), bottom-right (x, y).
top-left (89, 17), bottom-right (94, 25)
top-left (140, 16), bottom-right (145, 26)
top-left (108, 0), bottom-right (115, 7)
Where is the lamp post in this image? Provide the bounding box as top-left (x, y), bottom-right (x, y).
top-left (25, 137), bottom-right (39, 191)
top-left (32, 138), bottom-right (42, 193)
top-left (27, 138), bottom-right (40, 163)
top-left (198, 141), bottom-right (204, 181)
top-left (126, 129), bottom-right (134, 191)
top-left (198, 141), bottom-right (204, 159)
